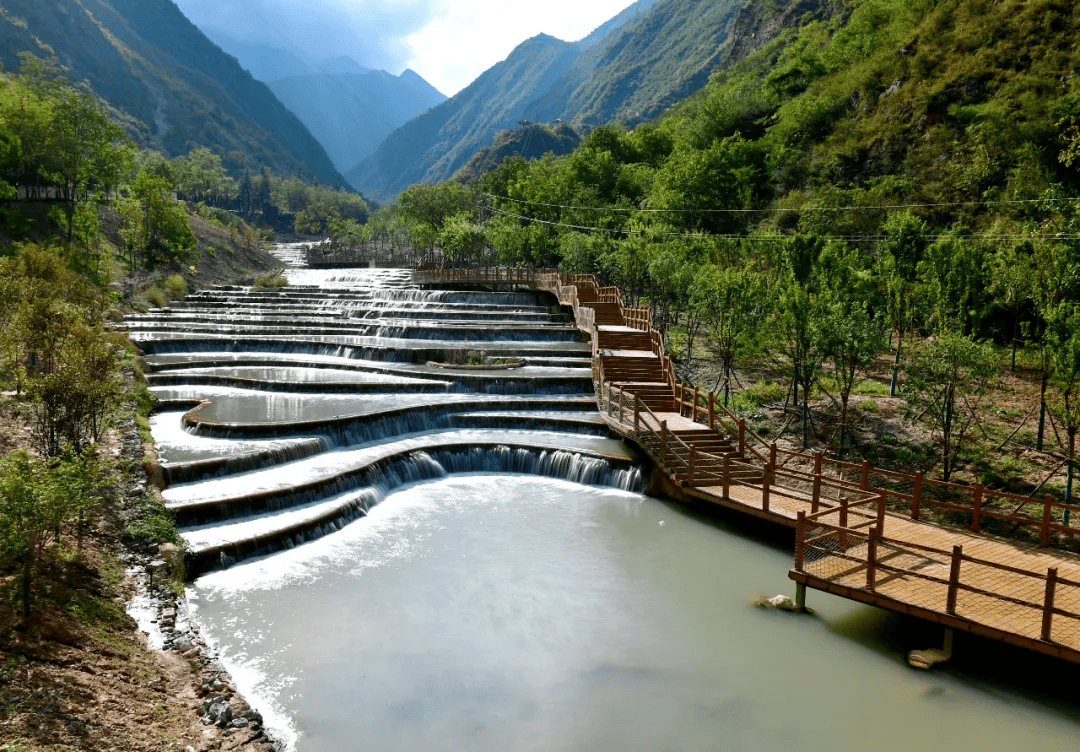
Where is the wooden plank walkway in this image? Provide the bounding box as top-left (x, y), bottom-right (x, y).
top-left (416, 266), bottom-right (1080, 664)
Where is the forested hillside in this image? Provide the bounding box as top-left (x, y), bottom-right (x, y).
top-left (453, 122), bottom-right (582, 184)
top-left (347, 0), bottom-right (799, 202)
top-left (0, 0), bottom-right (346, 186)
top-left (382, 0), bottom-right (1080, 496)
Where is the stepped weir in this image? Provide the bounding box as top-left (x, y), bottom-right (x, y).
top-left (125, 254), bottom-right (1080, 751)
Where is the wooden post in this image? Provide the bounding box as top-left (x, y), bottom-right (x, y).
top-left (723, 454), bottom-right (730, 499)
top-left (839, 496), bottom-right (849, 552)
top-left (1041, 495), bottom-right (1054, 547)
top-left (738, 420), bottom-right (746, 457)
top-left (634, 395), bottom-right (641, 434)
top-left (762, 465), bottom-right (771, 513)
top-left (866, 527), bottom-right (878, 591)
top-left (947, 545), bottom-right (963, 615)
top-left (661, 420), bottom-right (669, 466)
top-left (861, 461), bottom-right (870, 491)
top-left (795, 511), bottom-right (806, 572)
top-left (770, 443), bottom-right (778, 471)
top-left (971, 483), bottom-right (984, 533)
top-left (708, 393), bottom-right (715, 430)
top-left (912, 472), bottom-right (923, 521)
top-left (1042, 567), bottom-right (1059, 643)
top-left (692, 386), bottom-right (700, 423)
top-left (876, 493), bottom-right (886, 535)
top-left (812, 452), bottom-right (822, 514)
top-left (687, 446), bottom-right (696, 487)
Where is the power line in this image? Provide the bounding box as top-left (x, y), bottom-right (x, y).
top-left (487, 206), bottom-right (1080, 243)
top-left (483, 191), bottom-right (1080, 215)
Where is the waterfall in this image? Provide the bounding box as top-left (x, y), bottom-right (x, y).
top-left (184, 447), bottom-right (643, 578)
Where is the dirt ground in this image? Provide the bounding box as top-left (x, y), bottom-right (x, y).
top-left (0, 390), bottom-right (280, 752)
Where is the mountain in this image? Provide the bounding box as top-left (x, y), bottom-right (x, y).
top-left (0, 0), bottom-right (346, 186)
top-left (267, 69), bottom-right (446, 174)
top-left (193, 22), bottom-right (446, 177)
top-left (200, 27), bottom-right (316, 81)
top-left (454, 122), bottom-right (582, 184)
top-left (345, 0), bottom-right (818, 203)
top-left (346, 33), bottom-right (582, 203)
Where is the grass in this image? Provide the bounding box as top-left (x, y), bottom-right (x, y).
top-left (734, 379), bottom-right (787, 409)
top-left (123, 493), bottom-right (182, 548)
top-left (253, 273), bottom-right (288, 289)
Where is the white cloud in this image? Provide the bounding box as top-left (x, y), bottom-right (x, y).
top-left (405, 1), bottom-right (637, 96)
top-left (174, 0), bottom-right (638, 96)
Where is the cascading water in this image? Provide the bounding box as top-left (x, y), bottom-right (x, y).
top-left (127, 254), bottom-right (630, 579)
top-left (128, 248), bottom-right (1080, 752)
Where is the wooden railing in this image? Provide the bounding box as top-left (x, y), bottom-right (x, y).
top-left (795, 506), bottom-right (1080, 645)
top-left (414, 265), bottom-right (1078, 551)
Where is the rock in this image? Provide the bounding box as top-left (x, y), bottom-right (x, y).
top-left (248, 709), bottom-right (263, 725)
top-left (228, 717), bottom-right (249, 729)
top-left (202, 699), bottom-right (231, 728)
top-left (908, 648), bottom-right (950, 670)
top-left (754, 594), bottom-right (801, 612)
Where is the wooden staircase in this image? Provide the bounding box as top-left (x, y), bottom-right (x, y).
top-left (596, 329), bottom-right (653, 351)
top-left (581, 302), bottom-right (624, 326)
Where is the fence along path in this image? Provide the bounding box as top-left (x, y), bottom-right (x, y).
top-left (413, 266), bottom-right (1080, 663)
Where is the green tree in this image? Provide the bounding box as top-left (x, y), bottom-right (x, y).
top-left (878, 210), bottom-right (927, 395)
top-left (774, 234), bottom-right (826, 447)
top-left (0, 449), bottom-right (104, 618)
top-left (438, 212), bottom-right (487, 265)
top-left (987, 239), bottom-right (1034, 372)
top-left (693, 262), bottom-right (762, 407)
top-left (817, 242), bottom-right (885, 457)
top-left (905, 333), bottom-right (998, 482)
top-left (1045, 302), bottom-right (1080, 507)
top-left (917, 226), bottom-right (984, 336)
top-left (120, 172), bottom-right (196, 270)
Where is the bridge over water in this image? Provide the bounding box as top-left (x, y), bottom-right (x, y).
top-left (416, 266), bottom-right (1080, 665)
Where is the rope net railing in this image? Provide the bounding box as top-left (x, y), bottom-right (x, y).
top-left (796, 511), bottom-right (1080, 646)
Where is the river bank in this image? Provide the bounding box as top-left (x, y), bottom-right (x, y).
top-left (0, 367), bottom-right (283, 751)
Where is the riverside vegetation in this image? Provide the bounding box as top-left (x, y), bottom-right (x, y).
top-left (371, 0), bottom-right (1080, 517)
top-left (0, 52), bottom-right (322, 751)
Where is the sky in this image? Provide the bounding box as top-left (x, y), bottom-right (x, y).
top-left (173, 0), bottom-right (638, 96)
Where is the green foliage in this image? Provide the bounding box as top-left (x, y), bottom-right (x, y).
top-left (0, 448), bottom-right (109, 617)
top-left (143, 286), bottom-right (168, 308)
top-left (253, 273), bottom-right (289, 289)
top-left (123, 493), bottom-right (182, 548)
top-left (163, 274), bottom-right (188, 300)
top-left (904, 332), bottom-right (999, 481)
top-left (119, 171), bottom-right (197, 270)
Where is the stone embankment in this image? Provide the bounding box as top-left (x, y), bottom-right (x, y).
top-left (119, 374), bottom-right (284, 752)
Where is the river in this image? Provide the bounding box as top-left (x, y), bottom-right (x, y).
top-left (127, 250), bottom-right (1080, 750)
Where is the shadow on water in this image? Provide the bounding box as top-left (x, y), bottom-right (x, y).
top-left (658, 491), bottom-right (1080, 723)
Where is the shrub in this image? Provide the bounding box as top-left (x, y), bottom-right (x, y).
top-left (144, 286), bottom-right (168, 308)
top-left (253, 273), bottom-right (288, 289)
top-left (163, 274), bottom-right (188, 300)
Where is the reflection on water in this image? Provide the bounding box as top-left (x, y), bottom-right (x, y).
top-left (189, 476), bottom-right (1080, 752)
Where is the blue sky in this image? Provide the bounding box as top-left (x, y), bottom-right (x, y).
top-left (173, 0), bottom-right (637, 95)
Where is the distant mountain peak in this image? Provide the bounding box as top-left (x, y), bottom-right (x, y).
top-left (318, 55), bottom-right (371, 76)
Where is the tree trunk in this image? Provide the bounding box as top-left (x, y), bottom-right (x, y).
top-left (942, 384), bottom-right (954, 482)
top-left (890, 339), bottom-right (902, 396)
top-left (839, 394), bottom-right (849, 460)
top-left (22, 541), bottom-right (35, 619)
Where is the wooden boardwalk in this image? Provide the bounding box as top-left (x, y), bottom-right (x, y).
top-left (415, 266), bottom-right (1080, 664)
